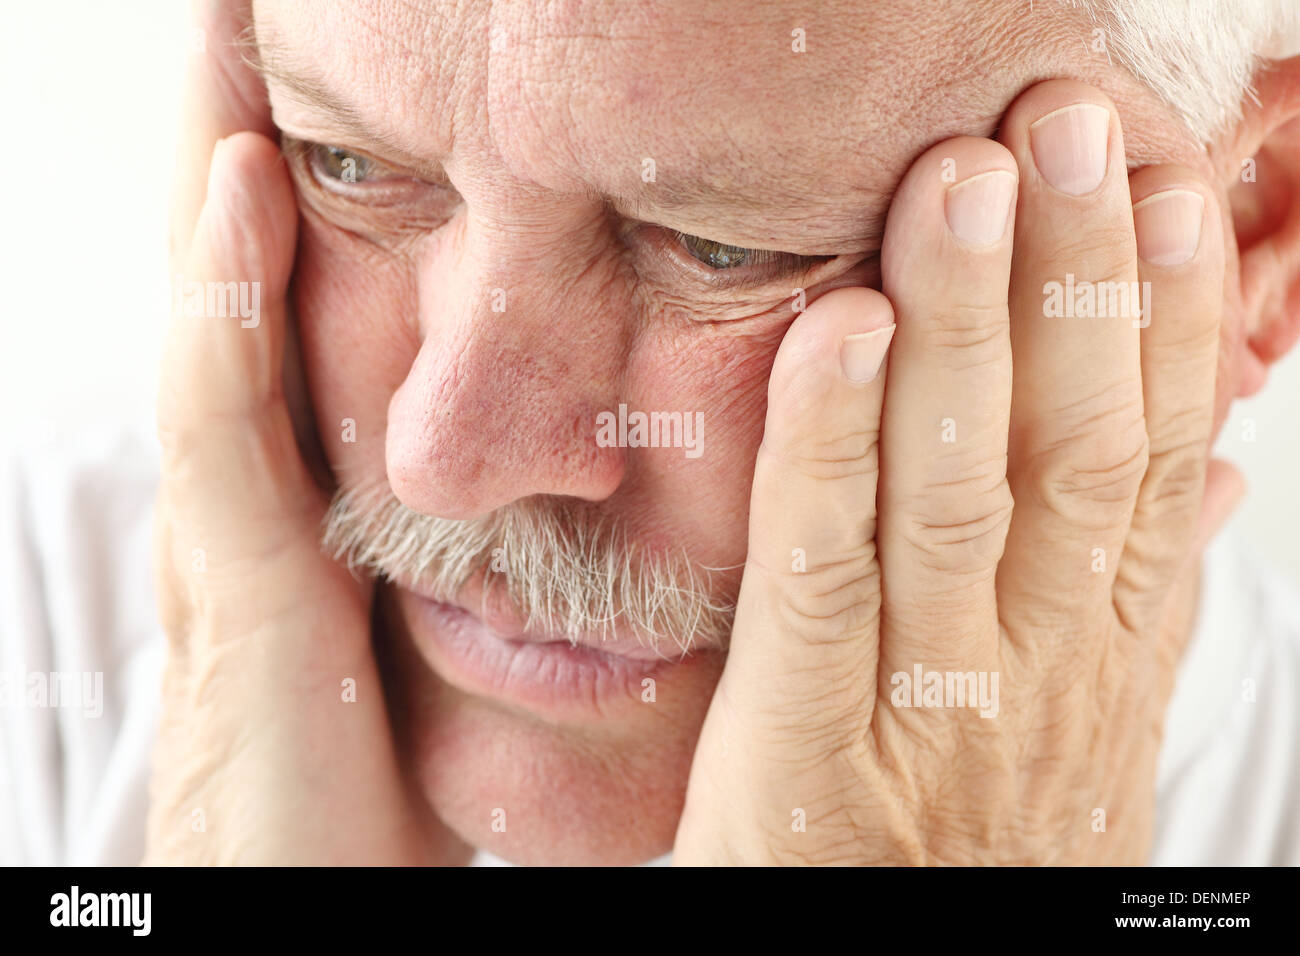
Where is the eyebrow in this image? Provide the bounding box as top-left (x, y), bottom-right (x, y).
top-left (240, 27), bottom-right (431, 167)
top-left (242, 28), bottom-right (886, 254)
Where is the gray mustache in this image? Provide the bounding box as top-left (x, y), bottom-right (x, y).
top-left (321, 481), bottom-right (736, 655)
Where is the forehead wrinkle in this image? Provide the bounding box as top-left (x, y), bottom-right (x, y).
top-left (568, 126), bottom-right (889, 252)
top-left (505, 127), bottom-right (888, 253)
top-left (486, 2), bottom-right (912, 250)
top-left (253, 0), bottom-right (477, 168)
top-left (258, 0), bottom-right (890, 248)
top-left (257, 0), bottom-right (984, 254)
top-left (247, 32), bottom-right (368, 134)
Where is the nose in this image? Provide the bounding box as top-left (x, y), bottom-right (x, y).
top-left (386, 207), bottom-right (630, 519)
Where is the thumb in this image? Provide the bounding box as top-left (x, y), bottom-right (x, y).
top-left (158, 130), bottom-right (322, 572)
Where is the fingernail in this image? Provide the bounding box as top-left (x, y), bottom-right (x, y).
top-left (841, 325), bottom-right (895, 384)
top-left (1029, 103), bottom-right (1110, 196)
top-left (1133, 188), bottom-right (1204, 266)
top-left (946, 170), bottom-right (1017, 246)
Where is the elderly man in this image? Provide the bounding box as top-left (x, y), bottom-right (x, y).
top-left (5, 0), bottom-right (1300, 867)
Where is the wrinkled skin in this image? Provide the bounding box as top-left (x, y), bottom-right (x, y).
top-left (145, 0), bottom-right (1300, 865)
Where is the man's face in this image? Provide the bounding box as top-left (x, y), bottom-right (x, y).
top-left (253, 0), bottom-right (1242, 863)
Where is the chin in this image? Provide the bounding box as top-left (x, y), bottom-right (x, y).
top-left (378, 584), bottom-right (725, 865)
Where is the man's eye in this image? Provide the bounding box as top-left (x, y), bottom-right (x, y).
top-left (674, 230), bottom-right (832, 274)
top-left (678, 232), bottom-right (753, 269)
top-left (312, 144), bottom-right (377, 183)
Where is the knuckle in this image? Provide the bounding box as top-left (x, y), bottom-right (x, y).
top-left (772, 546), bottom-right (881, 645)
top-left (1042, 227), bottom-right (1134, 286)
top-left (759, 426), bottom-right (880, 487)
top-left (1024, 421), bottom-right (1149, 528)
top-left (1147, 403), bottom-right (1212, 459)
top-left (895, 474), bottom-right (1015, 573)
top-left (919, 304), bottom-right (1009, 363)
top-left (1135, 435), bottom-right (1205, 516)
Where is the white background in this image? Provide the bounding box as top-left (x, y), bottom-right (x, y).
top-left (2, 0), bottom-right (1298, 587)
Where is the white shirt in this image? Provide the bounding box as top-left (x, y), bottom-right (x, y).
top-left (2, 426), bottom-right (1297, 865)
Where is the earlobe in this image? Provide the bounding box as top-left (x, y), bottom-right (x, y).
top-left (1218, 55), bottom-right (1300, 396)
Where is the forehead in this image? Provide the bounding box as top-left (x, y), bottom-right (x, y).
top-left (254, 0), bottom-right (1092, 249)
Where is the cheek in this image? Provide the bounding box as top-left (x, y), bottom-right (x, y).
top-left (613, 269), bottom-right (876, 571)
top-left (293, 203), bottom-right (800, 573)
top-left (294, 217), bottom-right (421, 484)
top-left (616, 316), bottom-right (789, 569)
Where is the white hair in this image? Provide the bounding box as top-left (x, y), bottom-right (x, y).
top-left (1071, 0), bottom-right (1300, 144)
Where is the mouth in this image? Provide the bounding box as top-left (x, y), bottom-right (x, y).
top-left (394, 575), bottom-right (697, 720)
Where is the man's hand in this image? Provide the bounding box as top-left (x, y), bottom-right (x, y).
top-left (674, 79), bottom-right (1244, 865)
top-left (145, 2), bottom-right (457, 864)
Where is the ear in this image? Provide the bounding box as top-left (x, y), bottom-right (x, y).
top-left (1212, 55), bottom-right (1300, 398)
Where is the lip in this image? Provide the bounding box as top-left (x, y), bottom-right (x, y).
top-left (446, 576), bottom-right (674, 662)
top-left (395, 580), bottom-right (694, 720)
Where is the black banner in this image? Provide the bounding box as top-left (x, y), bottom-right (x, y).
top-left (0, 866), bottom-right (1284, 942)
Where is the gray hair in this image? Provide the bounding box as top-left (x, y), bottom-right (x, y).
top-left (1075, 0), bottom-right (1300, 144)
top-left (321, 482), bottom-right (736, 657)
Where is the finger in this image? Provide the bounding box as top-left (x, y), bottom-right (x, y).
top-left (877, 136), bottom-right (1016, 674)
top-left (158, 131), bottom-right (317, 575)
top-left (1112, 171), bottom-right (1225, 631)
top-left (1151, 458), bottom-right (1244, 691)
top-left (171, 0), bottom-right (275, 270)
top-left (995, 81), bottom-right (1147, 633)
top-left (725, 287), bottom-right (894, 733)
